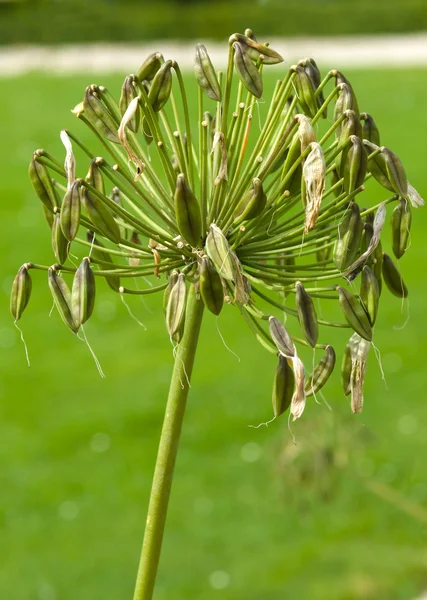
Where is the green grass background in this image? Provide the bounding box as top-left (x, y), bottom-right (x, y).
top-left (1, 67), bottom-right (427, 599)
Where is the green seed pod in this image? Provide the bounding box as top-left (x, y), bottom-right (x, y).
top-left (382, 253), bottom-right (408, 298)
top-left (268, 316), bottom-right (296, 358)
top-left (334, 83), bottom-right (358, 136)
top-left (205, 224), bottom-right (235, 281)
top-left (334, 71), bottom-right (360, 114)
top-left (391, 198), bottom-right (411, 260)
top-left (299, 57), bottom-right (326, 118)
top-left (52, 212), bottom-right (69, 264)
top-left (364, 140), bottom-right (392, 191)
top-left (199, 256), bottom-right (224, 316)
top-left (29, 156), bottom-right (57, 212)
top-left (10, 264), bottom-right (32, 321)
top-left (361, 112), bottom-right (380, 146)
top-left (48, 267), bottom-right (78, 334)
top-left (82, 85), bottom-right (119, 143)
top-left (71, 257), bottom-right (96, 326)
top-left (174, 173), bottom-right (202, 248)
top-left (337, 286), bottom-right (372, 341)
top-left (230, 33), bottom-right (283, 65)
top-left (360, 265), bottom-right (379, 325)
top-left (233, 42), bottom-right (263, 99)
top-left (86, 158), bottom-right (105, 195)
top-left (383, 147), bottom-right (408, 197)
top-left (293, 65), bottom-right (317, 118)
top-left (60, 180), bottom-right (81, 242)
top-left (342, 135), bottom-right (368, 193)
top-left (295, 281), bottom-right (318, 348)
top-left (148, 60), bottom-right (173, 112)
top-left (165, 273), bottom-right (187, 342)
top-left (81, 186), bottom-right (121, 244)
top-left (86, 231), bottom-right (120, 292)
top-left (333, 202), bottom-right (363, 271)
top-left (119, 75), bottom-right (140, 133)
top-left (305, 345), bottom-right (336, 396)
top-left (330, 167), bottom-right (344, 198)
top-left (341, 342), bottom-right (352, 396)
top-left (163, 271), bottom-right (179, 315)
top-left (194, 44), bottom-right (222, 102)
top-left (234, 178), bottom-right (267, 224)
top-left (272, 354), bottom-right (295, 418)
top-left (136, 52), bottom-right (162, 82)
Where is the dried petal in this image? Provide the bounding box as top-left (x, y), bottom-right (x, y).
top-left (303, 142), bottom-right (325, 233)
top-left (268, 316), bottom-right (296, 358)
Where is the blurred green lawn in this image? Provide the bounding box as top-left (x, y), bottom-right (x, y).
top-left (1, 68), bottom-right (427, 600)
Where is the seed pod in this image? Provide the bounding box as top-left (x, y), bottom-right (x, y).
top-left (330, 167), bottom-right (344, 197)
top-left (342, 135), bottom-right (368, 193)
top-left (119, 75), bottom-right (140, 133)
top-left (165, 273), bottom-right (187, 342)
top-left (339, 110), bottom-right (363, 144)
top-left (382, 253), bottom-right (408, 298)
top-left (341, 341), bottom-right (352, 396)
top-left (137, 52), bottom-right (162, 82)
top-left (52, 212), bottom-right (69, 264)
top-left (86, 158), bottom-right (105, 195)
top-left (60, 179), bottom-right (81, 242)
top-left (348, 333), bottom-right (370, 414)
top-left (174, 173), bottom-right (202, 248)
top-left (333, 202), bottom-right (363, 271)
top-left (233, 42), bottom-right (263, 99)
top-left (81, 186), bottom-right (121, 244)
top-left (290, 355), bottom-right (306, 420)
top-left (334, 83), bottom-right (358, 136)
top-left (230, 33), bottom-right (283, 65)
top-left (361, 112), bottom-right (380, 146)
top-left (305, 345), bottom-right (336, 396)
top-left (334, 72), bottom-right (360, 114)
top-left (303, 142), bottom-right (326, 233)
top-left (299, 57), bottom-right (326, 117)
top-left (293, 65), bottom-right (317, 118)
top-left (383, 147), bottom-right (408, 197)
top-left (194, 44), bottom-right (222, 102)
top-left (391, 198), bottom-right (411, 259)
top-left (337, 286), bottom-right (372, 341)
top-left (268, 316), bottom-right (296, 358)
top-left (82, 85), bottom-right (119, 143)
top-left (71, 257), bottom-right (96, 326)
top-left (199, 256), bottom-right (224, 316)
top-left (360, 266), bottom-right (379, 325)
top-left (295, 281), bottom-right (318, 348)
top-left (48, 268), bottom-right (78, 334)
top-left (86, 231), bottom-right (120, 292)
top-left (28, 156), bottom-right (57, 212)
top-left (163, 271), bottom-right (179, 315)
top-left (148, 60), bottom-right (173, 112)
top-left (364, 140), bottom-right (392, 191)
top-left (234, 178), bottom-right (266, 224)
top-left (205, 224), bottom-right (234, 281)
top-left (272, 354), bottom-right (295, 418)
top-left (10, 265), bottom-right (32, 321)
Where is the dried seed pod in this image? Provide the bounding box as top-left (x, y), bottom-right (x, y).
top-left (348, 333), bottom-right (370, 414)
top-left (233, 42), bottom-right (263, 99)
top-left (86, 231), bottom-right (120, 292)
top-left (337, 286), bottom-right (372, 341)
top-left (272, 354), bottom-right (295, 417)
top-left (148, 60), bottom-right (173, 112)
top-left (165, 273), bottom-right (187, 342)
top-left (361, 112), bottom-right (380, 146)
top-left (60, 130), bottom-right (76, 190)
top-left (81, 186), bottom-right (121, 244)
top-left (163, 271), bottom-right (179, 315)
top-left (119, 75), bottom-right (140, 133)
top-left (82, 85), bottom-right (119, 143)
top-left (341, 341), bottom-right (352, 396)
top-left (199, 256), bottom-right (224, 316)
top-left (333, 202), bottom-right (363, 271)
top-left (382, 253), bottom-right (408, 298)
top-left (10, 265), bottom-right (32, 321)
top-left (360, 265), bottom-right (379, 325)
top-left (391, 198), bottom-right (411, 259)
top-left (28, 156), bottom-right (57, 212)
top-left (60, 180), bottom-right (81, 242)
top-left (52, 212), bottom-right (69, 264)
top-left (290, 355), bottom-right (306, 420)
top-left (136, 52), bottom-right (162, 82)
top-left (293, 65), bottom-right (317, 118)
top-left (72, 257), bottom-right (96, 326)
top-left (342, 135), bottom-right (368, 193)
top-left (344, 202), bottom-right (386, 280)
top-left (205, 224), bottom-right (234, 281)
top-left (48, 267), bottom-right (78, 334)
top-left (268, 316), bottom-right (296, 358)
top-left (174, 173), bottom-right (202, 248)
top-left (303, 142), bottom-right (326, 233)
top-left (234, 178), bottom-right (267, 224)
top-left (230, 33), bottom-right (283, 65)
top-left (295, 281), bottom-right (318, 348)
top-left (194, 44), bottom-right (222, 102)
top-left (299, 57), bottom-right (326, 117)
top-left (305, 345), bottom-right (336, 396)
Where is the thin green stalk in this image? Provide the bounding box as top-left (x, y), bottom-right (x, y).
top-left (133, 284), bottom-right (204, 600)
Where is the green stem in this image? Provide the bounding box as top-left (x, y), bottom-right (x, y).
top-left (133, 284), bottom-right (204, 600)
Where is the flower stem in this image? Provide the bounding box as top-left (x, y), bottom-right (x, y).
top-left (133, 284), bottom-right (204, 600)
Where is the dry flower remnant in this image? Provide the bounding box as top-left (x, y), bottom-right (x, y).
top-left (12, 29), bottom-right (423, 600)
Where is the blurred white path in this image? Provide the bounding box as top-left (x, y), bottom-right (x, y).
top-left (1, 33), bottom-right (427, 76)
